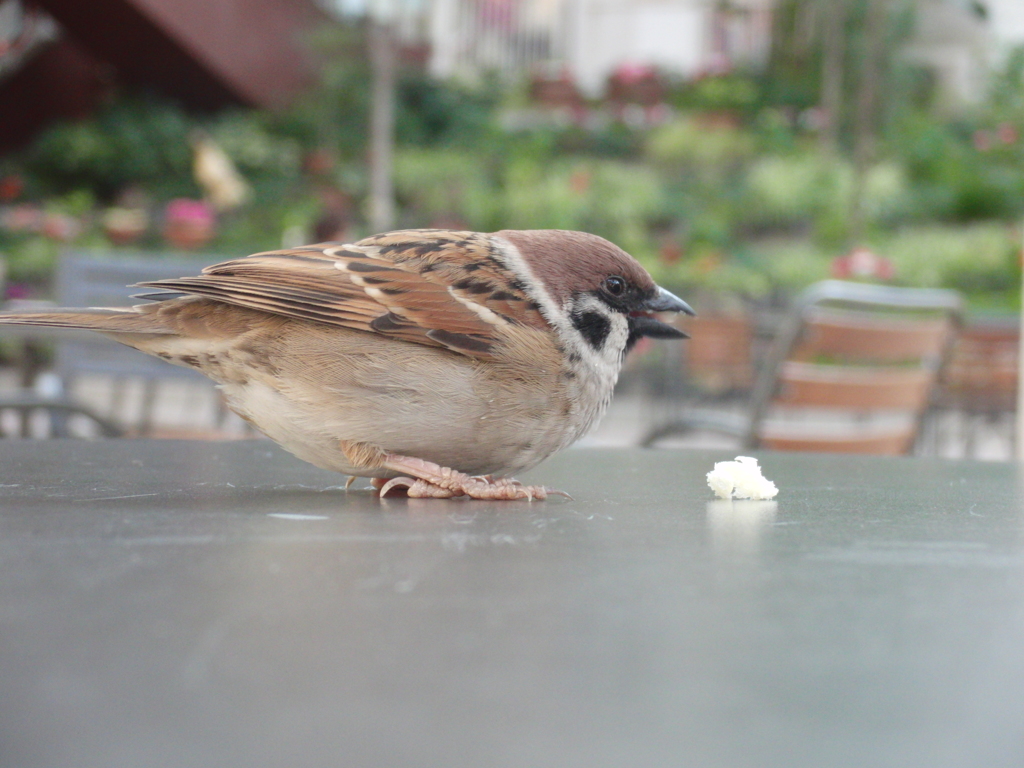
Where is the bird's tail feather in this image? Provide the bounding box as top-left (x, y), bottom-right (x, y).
top-left (0, 308), bottom-right (175, 335)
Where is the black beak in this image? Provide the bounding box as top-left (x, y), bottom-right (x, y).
top-left (627, 286), bottom-right (695, 342)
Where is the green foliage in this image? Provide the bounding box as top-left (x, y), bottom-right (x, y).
top-left (278, 22), bottom-right (371, 159)
top-left (880, 223), bottom-right (1020, 293)
top-left (763, 0), bottom-right (821, 109)
top-left (393, 148), bottom-right (664, 256)
top-left (394, 148), bottom-right (498, 229)
top-left (748, 239), bottom-right (832, 292)
top-left (647, 221), bottom-right (1018, 313)
top-left (4, 14), bottom-right (1024, 311)
top-left (988, 46), bottom-right (1024, 120)
top-left (397, 75), bottom-right (501, 148)
top-left (210, 113), bottom-right (303, 181)
top-left (647, 117), bottom-right (756, 176)
top-left (890, 114), bottom-right (1024, 222)
top-left (667, 72), bottom-right (763, 116)
top-left (743, 153), bottom-right (839, 229)
top-left (504, 158), bottom-right (663, 256)
top-left (4, 235), bottom-right (60, 283)
top-left (741, 152), bottom-right (908, 241)
top-left (22, 95), bottom-right (196, 201)
top-left (553, 122), bottom-right (645, 158)
top-left (17, 96), bottom-right (308, 205)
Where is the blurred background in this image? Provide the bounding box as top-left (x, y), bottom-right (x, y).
top-left (0, 0), bottom-right (1022, 459)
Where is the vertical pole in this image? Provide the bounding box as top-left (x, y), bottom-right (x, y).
top-left (368, 19), bottom-right (396, 233)
top-left (850, 0), bottom-right (886, 243)
top-left (819, 0), bottom-right (846, 156)
top-left (1017, 225), bottom-right (1024, 459)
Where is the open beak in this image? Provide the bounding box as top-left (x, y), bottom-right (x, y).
top-left (628, 286), bottom-right (695, 340)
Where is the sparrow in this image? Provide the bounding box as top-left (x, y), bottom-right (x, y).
top-left (0, 229), bottom-right (693, 499)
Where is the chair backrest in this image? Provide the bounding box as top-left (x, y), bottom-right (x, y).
top-left (746, 281), bottom-right (962, 454)
top-left (776, 362), bottom-right (933, 410)
top-left (54, 251), bottom-right (220, 382)
top-left (790, 309), bottom-right (951, 364)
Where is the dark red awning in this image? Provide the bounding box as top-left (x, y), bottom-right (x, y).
top-left (1, 0), bottom-right (326, 152)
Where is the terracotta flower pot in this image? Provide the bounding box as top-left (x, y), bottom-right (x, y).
top-left (162, 199), bottom-right (215, 250)
top-left (102, 207), bottom-right (149, 246)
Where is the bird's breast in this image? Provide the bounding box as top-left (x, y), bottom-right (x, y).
top-left (210, 324), bottom-right (606, 477)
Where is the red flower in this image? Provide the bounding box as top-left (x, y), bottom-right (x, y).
top-left (0, 175), bottom-right (23, 202)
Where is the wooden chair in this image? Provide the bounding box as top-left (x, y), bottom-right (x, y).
top-left (936, 322), bottom-right (1018, 413)
top-left (0, 251), bottom-right (242, 438)
top-left (0, 392), bottom-right (123, 438)
top-left (643, 281), bottom-right (963, 455)
top-left (929, 320), bottom-right (1018, 457)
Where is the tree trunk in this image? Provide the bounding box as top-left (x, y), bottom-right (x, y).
top-left (849, 0), bottom-right (887, 243)
top-left (819, 0), bottom-right (847, 155)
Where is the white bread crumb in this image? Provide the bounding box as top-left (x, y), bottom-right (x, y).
top-left (706, 456), bottom-right (778, 500)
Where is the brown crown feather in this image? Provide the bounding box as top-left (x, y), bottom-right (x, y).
top-left (496, 229), bottom-right (656, 307)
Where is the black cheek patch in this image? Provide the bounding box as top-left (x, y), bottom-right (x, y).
top-left (571, 310), bottom-right (612, 350)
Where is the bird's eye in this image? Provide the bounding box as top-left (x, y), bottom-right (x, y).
top-left (603, 276), bottom-right (626, 296)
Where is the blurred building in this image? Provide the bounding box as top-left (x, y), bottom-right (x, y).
top-left (904, 0), bottom-right (993, 108)
top-left (5, 0), bottom-right (1023, 155)
top-left (0, 0), bottom-right (325, 153)
top-left (985, 0), bottom-right (1024, 53)
top-left (426, 0), bottom-right (773, 94)
top-left (423, 0), bottom-right (1024, 104)
top-left (900, 1), bottom-right (1024, 108)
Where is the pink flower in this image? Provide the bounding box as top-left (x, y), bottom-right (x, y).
top-left (997, 123), bottom-right (1019, 145)
top-left (164, 198), bottom-right (215, 225)
top-left (41, 213), bottom-right (82, 242)
top-left (831, 247), bottom-right (894, 280)
top-left (613, 63), bottom-right (657, 85)
top-left (0, 204), bottom-right (43, 232)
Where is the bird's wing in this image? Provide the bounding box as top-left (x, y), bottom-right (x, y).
top-left (137, 230), bottom-right (549, 360)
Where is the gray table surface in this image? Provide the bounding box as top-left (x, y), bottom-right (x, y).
top-left (0, 440), bottom-right (1022, 768)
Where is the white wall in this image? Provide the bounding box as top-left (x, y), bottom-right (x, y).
top-left (986, 0), bottom-right (1024, 54)
top-left (422, 0), bottom-right (775, 92)
top-left (565, 0), bottom-right (707, 95)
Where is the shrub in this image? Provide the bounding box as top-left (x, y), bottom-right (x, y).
top-left (393, 149), bottom-right (498, 229)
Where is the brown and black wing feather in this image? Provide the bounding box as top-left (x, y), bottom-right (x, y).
top-left (136, 230), bottom-right (548, 360)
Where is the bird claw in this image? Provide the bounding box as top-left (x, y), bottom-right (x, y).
top-left (368, 454), bottom-right (572, 501)
top-left (377, 471), bottom-right (562, 501)
top-left (379, 476), bottom-right (456, 498)
top-left (485, 478), bottom-right (573, 501)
